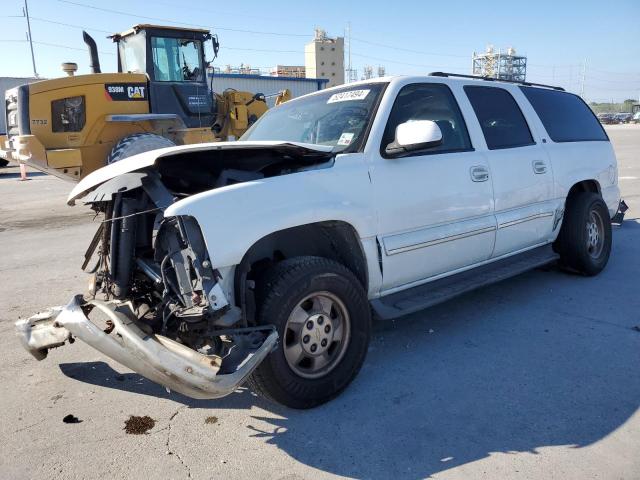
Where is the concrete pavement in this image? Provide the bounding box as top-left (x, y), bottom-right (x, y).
top-left (0, 125), bottom-right (638, 480)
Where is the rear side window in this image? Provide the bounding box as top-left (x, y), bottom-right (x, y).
top-left (520, 87), bottom-right (608, 142)
top-left (464, 86), bottom-right (534, 150)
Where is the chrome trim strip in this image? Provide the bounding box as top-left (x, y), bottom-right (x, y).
top-left (378, 241), bottom-right (552, 298)
top-left (386, 225), bottom-right (496, 256)
top-left (497, 212), bottom-right (554, 229)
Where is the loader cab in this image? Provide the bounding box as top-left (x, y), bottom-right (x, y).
top-left (112, 24), bottom-right (215, 128)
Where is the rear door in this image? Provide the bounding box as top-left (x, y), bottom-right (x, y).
top-left (368, 82), bottom-right (496, 292)
top-left (464, 85), bottom-right (556, 257)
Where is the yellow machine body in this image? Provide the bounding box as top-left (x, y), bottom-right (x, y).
top-left (2, 25), bottom-right (291, 181)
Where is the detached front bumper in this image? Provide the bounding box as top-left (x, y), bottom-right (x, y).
top-left (16, 295), bottom-right (278, 400)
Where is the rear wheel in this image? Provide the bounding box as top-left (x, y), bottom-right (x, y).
top-left (0, 159), bottom-right (9, 167)
top-left (555, 191), bottom-right (612, 276)
top-left (106, 133), bottom-right (175, 165)
top-left (247, 256), bottom-right (371, 409)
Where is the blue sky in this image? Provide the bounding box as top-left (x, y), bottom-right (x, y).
top-left (1, 0), bottom-right (639, 102)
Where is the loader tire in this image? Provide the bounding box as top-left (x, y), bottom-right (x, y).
top-left (106, 133), bottom-right (175, 165)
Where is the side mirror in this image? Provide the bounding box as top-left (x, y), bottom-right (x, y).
top-left (385, 120), bottom-right (443, 157)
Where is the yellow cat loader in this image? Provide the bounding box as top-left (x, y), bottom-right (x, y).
top-left (2, 25), bottom-right (290, 180)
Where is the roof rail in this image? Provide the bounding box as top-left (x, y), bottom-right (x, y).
top-left (428, 72), bottom-right (565, 91)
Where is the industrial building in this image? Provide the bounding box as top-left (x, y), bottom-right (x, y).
top-left (270, 65), bottom-right (306, 78)
top-left (305, 29), bottom-right (345, 88)
top-left (209, 73), bottom-right (328, 106)
top-left (472, 46), bottom-right (527, 82)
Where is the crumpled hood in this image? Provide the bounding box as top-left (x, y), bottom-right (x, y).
top-left (67, 141), bottom-right (334, 205)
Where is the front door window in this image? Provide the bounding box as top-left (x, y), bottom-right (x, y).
top-left (151, 37), bottom-right (203, 82)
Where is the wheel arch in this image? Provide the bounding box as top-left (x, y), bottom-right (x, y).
top-left (234, 220), bottom-right (368, 323)
top-left (566, 179), bottom-right (601, 202)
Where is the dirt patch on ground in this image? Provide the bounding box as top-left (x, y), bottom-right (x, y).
top-left (205, 416), bottom-right (218, 425)
top-left (124, 415), bottom-right (156, 435)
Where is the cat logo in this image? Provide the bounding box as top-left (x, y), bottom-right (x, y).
top-left (127, 86), bottom-right (145, 99)
top-left (104, 83), bottom-right (147, 101)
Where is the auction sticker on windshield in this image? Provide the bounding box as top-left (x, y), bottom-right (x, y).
top-left (327, 89), bottom-right (370, 103)
top-left (337, 132), bottom-right (355, 146)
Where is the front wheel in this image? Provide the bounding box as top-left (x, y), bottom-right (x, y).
top-left (247, 256), bottom-right (371, 409)
top-left (555, 192), bottom-right (612, 276)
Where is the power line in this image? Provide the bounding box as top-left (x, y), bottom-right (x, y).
top-left (351, 36), bottom-right (468, 59)
top-left (583, 84), bottom-right (640, 92)
top-left (33, 40), bottom-right (114, 55)
top-left (56, 0), bottom-right (310, 37)
top-left (587, 66), bottom-right (640, 77)
top-left (351, 51), bottom-right (465, 71)
top-left (141, 0), bottom-right (329, 25)
top-left (223, 47), bottom-right (300, 54)
top-left (30, 16), bottom-right (113, 35)
top-left (1, 38), bottom-right (113, 55)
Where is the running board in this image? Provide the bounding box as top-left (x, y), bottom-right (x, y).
top-left (372, 245), bottom-right (559, 320)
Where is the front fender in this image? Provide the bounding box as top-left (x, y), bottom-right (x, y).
top-left (164, 153), bottom-right (375, 269)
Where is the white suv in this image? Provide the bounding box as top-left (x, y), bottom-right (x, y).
top-left (17, 74), bottom-right (621, 409)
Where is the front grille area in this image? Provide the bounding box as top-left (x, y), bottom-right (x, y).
top-left (4, 84), bottom-right (30, 138)
top-left (5, 90), bottom-right (19, 138)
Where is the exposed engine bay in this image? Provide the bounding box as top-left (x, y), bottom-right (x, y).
top-left (16, 143), bottom-right (333, 399)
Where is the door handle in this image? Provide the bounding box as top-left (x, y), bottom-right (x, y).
top-left (532, 160), bottom-right (547, 174)
top-left (470, 165), bottom-right (489, 182)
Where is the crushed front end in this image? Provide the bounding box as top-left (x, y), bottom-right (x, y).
top-left (15, 170), bottom-right (277, 399)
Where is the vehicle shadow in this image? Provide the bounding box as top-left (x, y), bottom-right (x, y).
top-left (59, 249), bottom-right (640, 479)
top-left (58, 361), bottom-right (270, 411)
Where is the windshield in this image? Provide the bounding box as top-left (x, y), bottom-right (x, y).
top-left (241, 83), bottom-right (386, 151)
top-left (151, 37), bottom-right (203, 82)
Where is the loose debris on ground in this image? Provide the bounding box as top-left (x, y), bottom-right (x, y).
top-left (124, 415), bottom-right (156, 434)
top-left (205, 416), bottom-right (218, 425)
top-left (62, 414), bottom-right (81, 424)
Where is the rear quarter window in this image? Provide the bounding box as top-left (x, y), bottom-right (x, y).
top-left (520, 87), bottom-right (608, 142)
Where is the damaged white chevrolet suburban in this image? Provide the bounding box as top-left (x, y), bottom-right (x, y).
top-left (16, 74), bottom-right (622, 409)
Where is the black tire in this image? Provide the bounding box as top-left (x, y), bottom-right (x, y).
top-left (247, 256), bottom-right (371, 409)
top-left (555, 191), bottom-right (612, 276)
top-left (106, 133), bottom-right (175, 164)
top-left (0, 159), bottom-right (9, 168)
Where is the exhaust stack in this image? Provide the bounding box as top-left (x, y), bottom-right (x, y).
top-left (82, 31), bottom-right (101, 74)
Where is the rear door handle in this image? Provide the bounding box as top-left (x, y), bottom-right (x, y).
top-left (470, 165), bottom-right (489, 182)
top-left (532, 160), bottom-right (547, 174)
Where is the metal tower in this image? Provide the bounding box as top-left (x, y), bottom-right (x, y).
top-left (472, 46), bottom-right (527, 82)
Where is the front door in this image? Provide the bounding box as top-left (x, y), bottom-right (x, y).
top-left (369, 82), bottom-right (496, 292)
top-left (464, 85), bottom-right (555, 257)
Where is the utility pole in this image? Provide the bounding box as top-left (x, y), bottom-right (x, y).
top-left (346, 22), bottom-right (352, 84)
top-left (579, 59), bottom-right (586, 99)
top-left (24, 0), bottom-right (38, 78)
